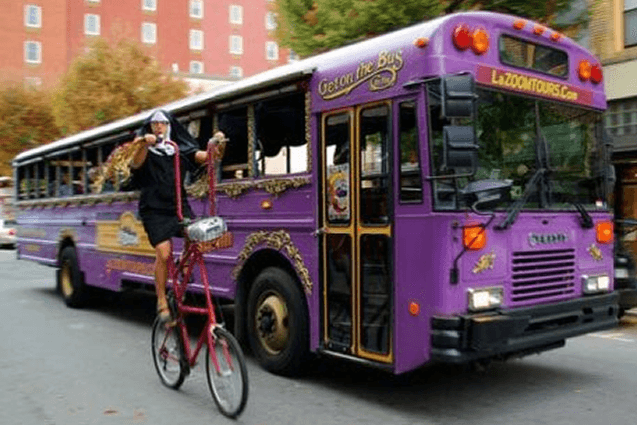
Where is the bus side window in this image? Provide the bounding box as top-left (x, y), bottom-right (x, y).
top-left (255, 92), bottom-right (307, 176)
top-left (36, 161), bottom-right (46, 198)
top-left (84, 146), bottom-right (100, 194)
top-left (217, 107), bottom-right (249, 181)
top-left (398, 101), bottom-right (423, 203)
top-left (101, 142), bottom-right (119, 192)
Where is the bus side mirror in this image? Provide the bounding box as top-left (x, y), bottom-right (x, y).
top-left (443, 126), bottom-right (478, 171)
top-left (441, 74), bottom-right (475, 118)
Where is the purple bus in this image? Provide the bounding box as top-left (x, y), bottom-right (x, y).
top-left (13, 11), bottom-right (618, 375)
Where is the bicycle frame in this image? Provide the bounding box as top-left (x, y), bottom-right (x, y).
top-left (163, 138), bottom-right (230, 375)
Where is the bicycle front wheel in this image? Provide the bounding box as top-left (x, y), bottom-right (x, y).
top-left (151, 316), bottom-right (187, 389)
top-left (205, 326), bottom-right (249, 418)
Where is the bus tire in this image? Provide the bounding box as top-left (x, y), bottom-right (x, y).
top-left (57, 246), bottom-right (90, 308)
top-left (247, 267), bottom-right (309, 376)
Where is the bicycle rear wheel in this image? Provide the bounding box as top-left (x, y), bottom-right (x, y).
top-left (151, 316), bottom-right (187, 389)
top-left (205, 326), bottom-right (249, 418)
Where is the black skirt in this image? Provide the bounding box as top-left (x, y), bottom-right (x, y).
top-left (140, 212), bottom-right (185, 247)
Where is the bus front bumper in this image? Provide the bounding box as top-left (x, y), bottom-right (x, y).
top-left (431, 292), bottom-right (619, 364)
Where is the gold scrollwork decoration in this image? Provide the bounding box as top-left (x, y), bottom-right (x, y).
top-left (305, 90), bottom-right (312, 173)
top-left (186, 176), bottom-right (312, 199)
top-left (232, 230), bottom-right (313, 294)
top-left (248, 105), bottom-right (255, 178)
top-left (255, 177), bottom-right (312, 197)
top-left (472, 251), bottom-right (496, 274)
top-left (588, 244), bottom-right (603, 261)
top-left (220, 181), bottom-right (254, 199)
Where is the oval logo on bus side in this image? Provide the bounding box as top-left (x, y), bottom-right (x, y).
top-left (528, 232), bottom-right (568, 246)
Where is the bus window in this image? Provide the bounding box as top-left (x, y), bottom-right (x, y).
top-left (398, 101), bottom-right (423, 203)
top-left (35, 161), bottom-right (45, 198)
top-left (17, 166), bottom-right (29, 200)
top-left (218, 107), bottom-right (249, 180)
top-left (84, 146), bottom-right (100, 194)
top-left (359, 105), bottom-right (390, 225)
top-left (325, 112), bottom-right (351, 225)
top-left (499, 35), bottom-right (568, 78)
top-left (255, 92), bottom-right (307, 176)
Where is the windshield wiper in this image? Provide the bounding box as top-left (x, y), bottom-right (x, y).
top-left (573, 202), bottom-right (594, 229)
top-left (495, 168), bottom-right (546, 230)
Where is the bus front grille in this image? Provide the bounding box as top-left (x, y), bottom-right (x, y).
top-left (510, 249), bottom-right (576, 306)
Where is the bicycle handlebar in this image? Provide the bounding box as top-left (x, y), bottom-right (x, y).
top-left (166, 135), bottom-right (228, 223)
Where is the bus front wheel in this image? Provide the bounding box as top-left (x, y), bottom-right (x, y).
top-left (247, 267), bottom-right (309, 376)
top-left (57, 246), bottom-right (89, 308)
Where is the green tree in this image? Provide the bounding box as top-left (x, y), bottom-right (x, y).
top-left (275, 0), bottom-right (587, 57)
top-left (52, 37), bottom-right (188, 135)
top-left (0, 85), bottom-right (60, 176)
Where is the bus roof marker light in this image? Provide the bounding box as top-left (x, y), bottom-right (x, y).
top-left (471, 28), bottom-right (489, 55)
top-left (414, 37), bottom-right (429, 48)
top-left (532, 25), bottom-right (546, 36)
top-left (512, 19), bottom-right (526, 30)
top-left (550, 32), bottom-right (562, 42)
top-left (578, 60), bottom-right (592, 81)
top-left (452, 24), bottom-right (472, 51)
top-left (596, 221), bottom-right (613, 244)
top-left (591, 64), bottom-right (603, 84)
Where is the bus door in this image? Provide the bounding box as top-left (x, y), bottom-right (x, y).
top-left (321, 103), bottom-right (393, 364)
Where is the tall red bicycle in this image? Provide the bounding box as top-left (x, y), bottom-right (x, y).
top-left (150, 135), bottom-right (248, 418)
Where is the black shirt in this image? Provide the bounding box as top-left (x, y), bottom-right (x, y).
top-left (133, 147), bottom-right (197, 218)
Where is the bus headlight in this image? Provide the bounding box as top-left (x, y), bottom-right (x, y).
top-left (582, 274), bottom-right (611, 294)
top-left (468, 286), bottom-right (503, 311)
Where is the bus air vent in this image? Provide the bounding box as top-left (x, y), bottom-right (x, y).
top-left (511, 248), bottom-right (576, 306)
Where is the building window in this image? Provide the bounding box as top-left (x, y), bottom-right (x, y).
top-left (24, 5), bottom-right (42, 28)
top-left (142, 0), bottom-right (157, 12)
top-left (172, 63), bottom-right (179, 73)
top-left (229, 35), bottom-right (243, 54)
top-left (626, 0), bottom-right (637, 47)
top-left (24, 77), bottom-right (42, 88)
top-left (190, 61), bottom-right (204, 74)
top-left (190, 29), bottom-right (203, 50)
top-left (87, 0), bottom-right (100, 3)
top-left (265, 12), bottom-right (277, 30)
top-left (288, 50), bottom-right (299, 63)
top-left (229, 5), bottom-right (243, 24)
top-left (606, 98), bottom-right (637, 136)
top-left (230, 66), bottom-right (243, 78)
top-left (141, 22), bottom-right (157, 44)
top-left (266, 41), bottom-right (278, 60)
top-left (190, 0), bottom-right (203, 18)
top-left (84, 14), bottom-right (100, 35)
top-left (24, 41), bottom-right (42, 64)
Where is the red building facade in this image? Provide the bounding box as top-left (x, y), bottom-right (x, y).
top-left (0, 0), bottom-right (292, 88)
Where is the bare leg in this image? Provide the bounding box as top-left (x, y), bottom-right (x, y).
top-left (154, 239), bottom-right (172, 313)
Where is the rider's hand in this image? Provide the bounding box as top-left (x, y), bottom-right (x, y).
top-left (144, 134), bottom-right (157, 146)
top-left (210, 131), bottom-right (226, 143)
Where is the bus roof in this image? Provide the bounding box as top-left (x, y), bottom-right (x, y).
top-left (13, 11), bottom-right (597, 165)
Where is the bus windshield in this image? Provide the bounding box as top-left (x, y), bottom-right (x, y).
top-left (429, 86), bottom-right (608, 211)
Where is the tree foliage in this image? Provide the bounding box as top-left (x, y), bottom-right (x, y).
top-left (52, 38), bottom-right (188, 135)
top-left (0, 85), bottom-right (60, 176)
top-left (275, 0), bottom-right (587, 57)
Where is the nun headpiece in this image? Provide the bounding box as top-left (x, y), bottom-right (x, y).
top-left (136, 109), bottom-right (199, 165)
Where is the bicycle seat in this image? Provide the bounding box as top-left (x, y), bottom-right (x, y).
top-left (186, 217), bottom-right (227, 242)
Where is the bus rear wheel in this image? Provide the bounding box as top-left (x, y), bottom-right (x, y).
top-left (247, 267), bottom-right (309, 376)
top-left (57, 246), bottom-right (89, 308)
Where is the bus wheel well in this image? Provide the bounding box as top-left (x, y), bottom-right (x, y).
top-left (234, 249), bottom-right (303, 347)
top-left (57, 238), bottom-right (76, 265)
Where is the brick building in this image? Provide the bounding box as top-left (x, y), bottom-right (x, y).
top-left (0, 0), bottom-right (294, 89)
top-left (589, 0), bottom-right (637, 249)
